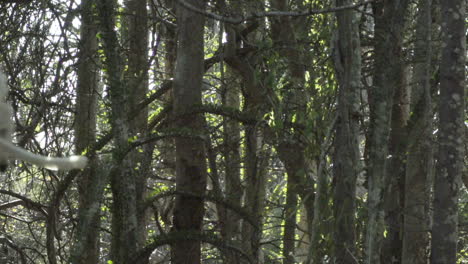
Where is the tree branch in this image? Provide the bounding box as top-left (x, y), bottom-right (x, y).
top-left (176, 0), bottom-right (376, 24)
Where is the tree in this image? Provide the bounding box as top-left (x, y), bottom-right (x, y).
top-left (96, 0), bottom-right (138, 262)
top-left (171, 1), bottom-right (207, 263)
top-left (219, 69), bottom-right (242, 264)
top-left (332, 0), bottom-right (361, 262)
top-left (123, 0), bottom-right (151, 257)
top-left (71, 0), bottom-right (103, 263)
top-left (219, 1), bottom-right (270, 261)
top-left (269, 0), bottom-right (309, 263)
top-left (366, 1), bottom-right (409, 263)
top-left (401, 0), bottom-right (433, 262)
top-left (431, 0), bottom-right (466, 262)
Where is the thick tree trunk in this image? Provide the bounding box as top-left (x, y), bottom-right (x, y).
top-left (401, 0), bottom-right (432, 263)
top-left (71, 0), bottom-right (102, 263)
top-left (171, 1), bottom-right (207, 263)
top-left (431, 0), bottom-right (465, 262)
top-left (332, 0), bottom-right (361, 262)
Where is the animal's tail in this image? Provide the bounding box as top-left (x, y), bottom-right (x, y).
top-left (0, 138), bottom-right (87, 171)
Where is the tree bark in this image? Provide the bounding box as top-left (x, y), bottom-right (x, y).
top-left (158, 0), bottom-right (177, 175)
top-left (269, 0), bottom-right (309, 263)
top-left (269, 1), bottom-right (319, 262)
top-left (97, 0), bottom-right (138, 262)
top-left (123, 0), bottom-right (150, 260)
top-left (382, 48), bottom-right (410, 264)
top-left (366, 1), bottom-right (409, 263)
top-left (171, 1), bottom-right (207, 263)
top-left (431, 0), bottom-right (465, 262)
top-left (401, 0), bottom-right (432, 263)
top-left (221, 69), bottom-right (242, 264)
top-left (220, 2), bottom-right (269, 262)
top-left (332, 0), bottom-right (361, 262)
top-left (71, 0), bottom-right (102, 263)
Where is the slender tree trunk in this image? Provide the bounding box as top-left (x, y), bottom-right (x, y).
top-left (431, 0), bottom-right (465, 262)
top-left (332, 0), bottom-right (361, 262)
top-left (282, 166), bottom-right (299, 264)
top-left (221, 3), bottom-right (269, 261)
top-left (239, 63), bottom-right (269, 264)
top-left (171, 1), bottom-right (207, 263)
top-left (269, 0), bottom-right (310, 262)
top-left (366, 1), bottom-right (409, 263)
top-left (162, 0), bottom-right (177, 79)
top-left (221, 70), bottom-right (242, 264)
top-left (123, 0), bottom-right (150, 260)
top-left (277, 144), bottom-right (307, 263)
top-left (382, 52), bottom-right (410, 264)
top-left (71, 0), bottom-right (102, 263)
top-left (308, 155), bottom-right (329, 264)
top-left (97, 0), bottom-right (138, 262)
top-left (401, 0), bottom-right (432, 262)
top-left (158, 0), bottom-right (177, 176)
top-left (242, 121), bottom-right (268, 263)
top-left (241, 50), bottom-right (271, 264)
top-left (213, 5), bottom-right (243, 258)
top-left (152, 3), bottom-right (177, 246)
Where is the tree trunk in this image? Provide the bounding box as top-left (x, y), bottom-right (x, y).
top-left (382, 52), bottom-right (410, 264)
top-left (239, 69), bottom-right (269, 263)
top-left (123, 0), bottom-right (150, 260)
top-left (221, 69), bottom-right (242, 264)
top-left (97, 0), bottom-right (138, 262)
top-left (366, 1), bottom-right (409, 263)
top-left (171, 1), bottom-right (207, 263)
top-left (220, 2), bottom-right (269, 262)
top-left (269, 1), bottom-right (301, 263)
top-left (158, 0), bottom-right (177, 176)
top-left (241, 120), bottom-right (268, 263)
top-left (269, 1), bottom-right (311, 262)
top-left (70, 0), bottom-right (102, 263)
top-left (332, 0), bottom-right (361, 262)
top-left (308, 154), bottom-right (329, 264)
top-left (431, 0), bottom-right (465, 262)
top-left (401, 0), bottom-right (432, 263)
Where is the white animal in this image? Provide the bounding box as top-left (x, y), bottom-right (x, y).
top-left (0, 71), bottom-right (87, 171)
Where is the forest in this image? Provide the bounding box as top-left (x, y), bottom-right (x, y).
top-left (0, 0), bottom-right (466, 263)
